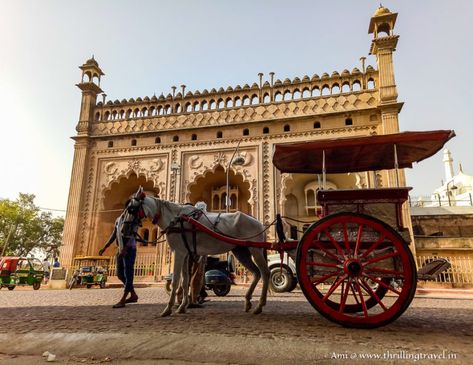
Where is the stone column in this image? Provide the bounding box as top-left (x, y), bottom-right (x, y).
top-left (59, 138), bottom-right (90, 267)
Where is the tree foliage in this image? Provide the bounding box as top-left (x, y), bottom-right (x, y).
top-left (0, 194), bottom-right (64, 257)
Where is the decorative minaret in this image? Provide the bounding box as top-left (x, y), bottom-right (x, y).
top-left (369, 5), bottom-right (401, 135)
top-left (76, 56), bottom-right (104, 135)
top-left (59, 57), bottom-right (104, 269)
top-left (443, 148), bottom-right (454, 182)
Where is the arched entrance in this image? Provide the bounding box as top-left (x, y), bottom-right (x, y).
top-left (281, 173), bottom-right (360, 239)
top-left (188, 165), bottom-right (252, 215)
top-left (98, 173), bottom-right (171, 280)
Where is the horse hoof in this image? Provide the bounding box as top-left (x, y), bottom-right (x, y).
top-left (160, 309), bottom-right (172, 317)
top-left (244, 303), bottom-right (252, 312)
top-left (253, 307), bottom-right (263, 315)
top-left (176, 307), bottom-right (186, 314)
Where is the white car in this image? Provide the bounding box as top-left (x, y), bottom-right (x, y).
top-left (267, 253), bottom-right (298, 292)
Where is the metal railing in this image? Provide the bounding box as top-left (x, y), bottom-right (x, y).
top-left (409, 195), bottom-right (473, 207)
top-left (416, 255), bottom-right (473, 285)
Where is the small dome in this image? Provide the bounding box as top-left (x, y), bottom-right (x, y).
top-left (106, 100), bottom-right (113, 105)
top-left (194, 90), bottom-right (201, 96)
top-left (366, 65), bottom-right (375, 72)
top-left (175, 92), bottom-right (182, 98)
top-left (218, 87), bottom-right (225, 92)
top-left (151, 95), bottom-right (158, 101)
top-left (202, 89), bottom-right (209, 95)
top-left (251, 83), bottom-right (259, 89)
top-left (331, 71), bottom-right (340, 77)
top-left (144, 96), bottom-right (150, 101)
top-left (302, 75), bottom-right (310, 82)
top-left (243, 84), bottom-right (250, 89)
top-left (96, 101), bottom-right (103, 106)
top-left (283, 78), bottom-right (291, 85)
top-left (166, 93), bottom-right (173, 99)
top-left (341, 69), bottom-right (350, 77)
top-left (226, 86), bottom-right (233, 92)
top-left (293, 77), bottom-right (301, 83)
top-left (373, 6), bottom-right (391, 17)
top-left (311, 74), bottom-right (320, 81)
top-left (263, 81), bottom-right (270, 87)
top-left (210, 88), bottom-right (217, 93)
top-left (158, 93), bottom-right (165, 100)
top-left (121, 98), bottom-right (128, 103)
top-left (351, 67), bottom-right (361, 74)
top-left (321, 72), bottom-right (330, 79)
top-left (136, 97), bottom-right (142, 102)
top-left (274, 79), bottom-right (282, 86)
top-left (85, 56), bottom-right (99, 66)
top-left (185, 91), bottom-right (193, 97)
top-left (114, 99), bottom-right (120, 104)
top-left (235, 85), bottom-right (242, 91)
top-left (128, 98), bottom-right (135, 103)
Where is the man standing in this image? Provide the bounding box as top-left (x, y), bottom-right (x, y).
top-left (99, 213), bottom-right (139, 308)
top-left (42, 258), bottom-right (51, 285)
top-left (53, 257), bottom-right (60, 268)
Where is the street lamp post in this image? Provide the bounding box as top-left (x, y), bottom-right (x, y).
top-left (446, 180), bottom-right (458, 206)
top-left (225, 140), bottom-right (245, 212)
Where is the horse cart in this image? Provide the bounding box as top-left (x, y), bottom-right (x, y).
top-left (172, 130), bottom-right (455, 328)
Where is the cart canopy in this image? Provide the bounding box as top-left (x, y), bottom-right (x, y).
top-left (272, 130), bottom-right (455, 174)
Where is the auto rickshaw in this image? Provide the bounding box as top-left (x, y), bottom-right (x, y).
top-left (68, 256), bottom-right (111, 289)
top-left (0, 257), bottom-right (44, 290)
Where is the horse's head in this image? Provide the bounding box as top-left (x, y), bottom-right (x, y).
top-left (122, 186), bottom-right (160, 227)
top-left (122, 186), bottom-right (147, 224)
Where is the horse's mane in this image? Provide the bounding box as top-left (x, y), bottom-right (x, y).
top-left (154, 198), bottom-right (196, 215)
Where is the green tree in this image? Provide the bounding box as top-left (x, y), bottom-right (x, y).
top-left (0, 194), bottom-right (64, 257)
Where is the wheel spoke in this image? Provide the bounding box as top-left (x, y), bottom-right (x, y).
top-left (306, 261), bottom-right (339, 268)
top-left (322, 274), bottom-right (348, 302)
top-left (312, 271), bottom-right (341, 286)
top-left (350, 282), bottom-right (360, 304)
top-left (323, 230), bottom-right (346, 257)
top-left (363, 273), bottom-right (402, 295)
top-left (342, 223), bottom-right (351, 255)
top-left (358, 278), bottom-right (388, 312)
top-left (366, 267), bottom-right (403, 276)
top-left (354, 280), bottom-right (369, 317)
top-left (339, 277), bottom-right (352, 313)
top-left (354, 224), bottom-right (364, 257)
top-left (310, 240), bottom-right (342, 262)
top-left (360, 235), bottom-right (386, 259)
top-left (363, 251), bottom-right (399, 266)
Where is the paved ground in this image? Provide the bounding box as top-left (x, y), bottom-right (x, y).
top-left (0, 286), bottom-right (472, 364)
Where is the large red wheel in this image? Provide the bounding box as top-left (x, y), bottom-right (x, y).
top-left (296, 212), bottom-right (417, 328)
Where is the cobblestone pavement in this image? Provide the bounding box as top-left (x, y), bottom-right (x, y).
top-left (0, 286), bottom-right (472, 365)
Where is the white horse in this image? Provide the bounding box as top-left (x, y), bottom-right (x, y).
top-left (122, 188), bottom-right (270, 317)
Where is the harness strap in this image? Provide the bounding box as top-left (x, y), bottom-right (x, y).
top-left (179, 217), bottom-right (199, 263)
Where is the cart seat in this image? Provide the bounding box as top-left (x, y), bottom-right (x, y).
top-left (317, 187), bottom-right (411, 233)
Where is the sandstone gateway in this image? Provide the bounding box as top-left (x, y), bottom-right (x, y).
top-left (60, 7), bottom-right (409, 279)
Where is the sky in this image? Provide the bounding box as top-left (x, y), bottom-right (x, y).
top-left (1, 0), bottom-right (472, 215)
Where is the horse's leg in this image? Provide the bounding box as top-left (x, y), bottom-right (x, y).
top-left (232, 247), bottom-right (260, 313)
top-left (249, 248), bottom-right (270, 315)
top-left (161, 251), bottom-right (185, 317)
top-left (176, 255), bottom-right (191, 314)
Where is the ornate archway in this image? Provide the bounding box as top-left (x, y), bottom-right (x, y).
top-left (187, 165), bottom-right (252, 215)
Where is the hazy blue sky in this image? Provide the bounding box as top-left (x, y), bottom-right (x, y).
top-left (1, 1), bottom-right (472, 213)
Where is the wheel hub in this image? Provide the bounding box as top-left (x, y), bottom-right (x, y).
top-left (344, 259), bottom-right (362, 276)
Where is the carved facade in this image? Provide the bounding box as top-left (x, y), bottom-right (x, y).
top-left (60, 6), bottom-right (411, 278)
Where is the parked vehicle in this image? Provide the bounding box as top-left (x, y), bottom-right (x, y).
top-left (0, 257), bottom-right (44, 290)
top-left (267, 253), bottom-right (298, 293)
top-left (165, 256), bottom-right (234, 297)
top-left (68, 256), bottom-right (110, 289)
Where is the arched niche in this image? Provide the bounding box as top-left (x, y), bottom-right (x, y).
top-left (187, 165), bottom-right (251, 215)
